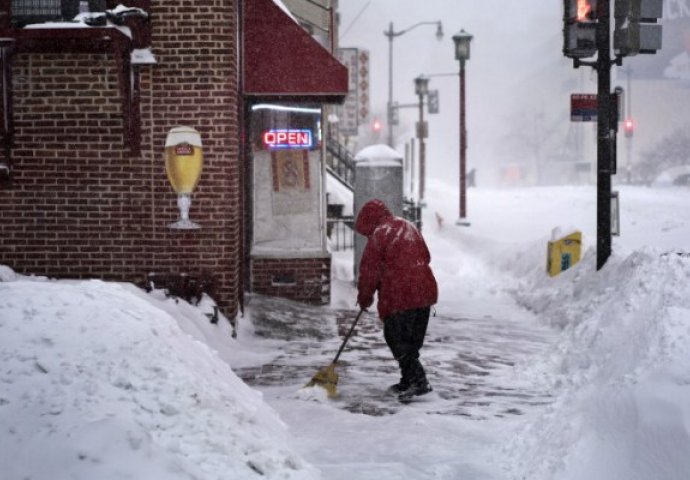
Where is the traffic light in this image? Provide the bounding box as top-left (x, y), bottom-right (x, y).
top-left (614, 0), bottom-right (663, 56)
top-left (623, 117), bottom-right (634, 137)
top-left (427, 90), bottom-right (440, 114)
top-left (372, 118), bottom-right (382, 133)
top-left (563, 0), bottom-right (598, 59)
top-left (391, 103), bottom-right (399, 126)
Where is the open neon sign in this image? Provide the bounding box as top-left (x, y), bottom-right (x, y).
top-left (262, 129), bottom-right (313, 150)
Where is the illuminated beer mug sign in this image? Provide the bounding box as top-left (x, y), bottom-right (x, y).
top-left (165, 126), bottom-right (203, 229)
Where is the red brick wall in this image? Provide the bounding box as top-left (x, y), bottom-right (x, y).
top-left (251, 256), bottom-right (331, 305)
top-left (0, 1), bottom-right (242, 319)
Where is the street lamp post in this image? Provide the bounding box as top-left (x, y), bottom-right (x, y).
top-left (384, 21), bottom-right (443, 149)
top-left (414, 75), bottom-right (430, 203)
top-left (453, 29), bottom-right (472, 226)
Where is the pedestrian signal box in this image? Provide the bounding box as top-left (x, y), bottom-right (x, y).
top-left (614, 0), bottom-right (663, 56)
top-left (563, 0), bottom-right (598, 58)
top-left (428, 90), bottom-right (440, 114)
top-left (547, 230), bottom-right (582, 277)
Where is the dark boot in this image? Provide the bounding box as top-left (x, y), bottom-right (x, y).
top-left (398, 380), bottom-right (433, 401)
top-left (386, 378), bottom-right (411, 394)
top-left (397, 357), bottom-right (432, 400)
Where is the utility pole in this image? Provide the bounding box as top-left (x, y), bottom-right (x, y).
top-left (625, 65), bottom-right (633, 184)
top-left (384, 21), bottom-right (443, 149)
top-left (386, 22), bottom-right (395, 148)
top-left (595, 0), bottom-right (613, 270)
top-left (414, 76), bottom-right (429, 202)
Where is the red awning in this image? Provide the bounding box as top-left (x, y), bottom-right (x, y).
top-left (242, 0), bottom-right (348, 102)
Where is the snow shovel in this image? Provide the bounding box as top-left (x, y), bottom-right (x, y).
top-left (304, 308), bottom-right (365, 398)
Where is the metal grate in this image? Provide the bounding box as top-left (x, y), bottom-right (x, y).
top-left (10, 0), bottom-right (81, 27)
top-left (12, 0), bottom-right (61, 17)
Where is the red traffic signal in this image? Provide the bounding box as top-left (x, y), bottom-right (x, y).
top-left (563, 0), bottom-right (598, 58)
top-left (576, 0), bottom-right (596, 21)
top-left (623, 117), bottom-right (634, 137)
top-left (564, 0), bottom-right (597, 22)
top-left (372, 118), bottom-right (382, 132)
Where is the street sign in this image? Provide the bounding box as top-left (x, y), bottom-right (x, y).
top-left (570, 93), bottom-right (598, 121)
top-left (611, 190), bottom-right (620, 236)
top-left (336, 48), bottom-right (360, 136)
top-left (416, 121), bottom-right (428, 139)
top-left (358, 50), bottom-right (370, 123)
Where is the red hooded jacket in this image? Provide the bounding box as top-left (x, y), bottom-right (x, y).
top-left (355, 199), bottom-right (438, 320)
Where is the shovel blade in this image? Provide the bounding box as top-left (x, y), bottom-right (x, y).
top-left (305, 363), bottom-right (339, 398)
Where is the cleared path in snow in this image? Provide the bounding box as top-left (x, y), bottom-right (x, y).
top-left (237, 297), bottom-right (554, 419)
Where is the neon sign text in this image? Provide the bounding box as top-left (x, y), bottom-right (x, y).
top-left (262, 129), bottom-right (313, 150)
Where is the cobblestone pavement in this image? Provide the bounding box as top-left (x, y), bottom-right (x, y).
top-left (237, 295), bottom-right (555, 418)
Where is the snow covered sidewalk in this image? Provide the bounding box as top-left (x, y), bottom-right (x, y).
top-left (231, 253), bottom-right (559, 480)
top-left (237, 296), bottom-right (554, 419)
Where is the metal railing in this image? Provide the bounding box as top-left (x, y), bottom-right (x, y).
top-left (326, 135), bottom-right (356, 190)
top-left (327, 216), bottom-right (354, 251)
top-left (403, 197), bottom-right (422, 231)
top-left (326, 201), bottom-right (422, 252)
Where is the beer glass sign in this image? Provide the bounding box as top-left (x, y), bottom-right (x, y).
top-left (165, 126), bottom-right (203, 229)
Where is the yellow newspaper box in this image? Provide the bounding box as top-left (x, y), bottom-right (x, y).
top-left (547, 230), bottom-right (582, 277)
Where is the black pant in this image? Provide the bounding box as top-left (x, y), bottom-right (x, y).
top-left (383, 307), bottom-right (431, 387)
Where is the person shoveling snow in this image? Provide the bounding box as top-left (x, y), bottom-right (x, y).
top-left (354, 199), bottom-right (438, 402)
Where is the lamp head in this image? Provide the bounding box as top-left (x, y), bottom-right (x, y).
top-left (452, 29), bottom-right (473, 61)
top-left (436, 22), bottom-right (444, 41)
top-left (414, 75), bottom-right (430, 96)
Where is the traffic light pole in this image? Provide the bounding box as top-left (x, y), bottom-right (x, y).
top-left (575, 0), bottom-right (615, 270)
top-left (565, 0), bottom-right (663, 270)
top-left (596, 0), bottom-right (613, 270)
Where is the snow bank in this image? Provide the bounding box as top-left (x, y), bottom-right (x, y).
top-left (418, 181), bottom-right (690, 479)
top-left (0, 275), bottom-right (319, 480)
top-left (502, 248), bottom-right (690, 480)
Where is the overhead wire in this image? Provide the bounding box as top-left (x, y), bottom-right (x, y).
top-left (339, 1), bottom-right (371, 42)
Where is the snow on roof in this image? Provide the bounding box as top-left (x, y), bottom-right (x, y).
top-left (354, 144), bottom-right (403, 163)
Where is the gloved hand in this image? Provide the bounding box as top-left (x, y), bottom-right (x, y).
top-left (357, 293), bottom-right (373, 310)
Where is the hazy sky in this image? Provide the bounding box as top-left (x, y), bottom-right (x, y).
top-left (338, 1), bottom-right (570, 185)
top-left (337, 1), bottom-right (690, 188)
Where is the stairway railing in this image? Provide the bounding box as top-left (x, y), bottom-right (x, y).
top-left (325, 135), bottom-right (355, 190)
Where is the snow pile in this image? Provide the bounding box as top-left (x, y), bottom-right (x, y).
top-left (503, 247), bottom-right (690, 480)
top-left (417, 181), bottom-right (690, 479)
top-left (326, 173), bottom-right (354, 215)
top-left (0, 277), bottom-right (319, 480)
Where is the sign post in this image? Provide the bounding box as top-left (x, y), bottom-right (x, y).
top-left (570, 93), bottom-right (598, 121)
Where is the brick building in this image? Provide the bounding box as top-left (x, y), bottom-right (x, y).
top-left (0, 0), bottom-right (347, 325)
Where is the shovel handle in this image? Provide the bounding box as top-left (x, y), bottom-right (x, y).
top-left (332, 308), bottom-right (365, 364)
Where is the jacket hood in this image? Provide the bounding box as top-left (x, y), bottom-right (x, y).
top-left (355, 199), bottom-right (393, 237)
